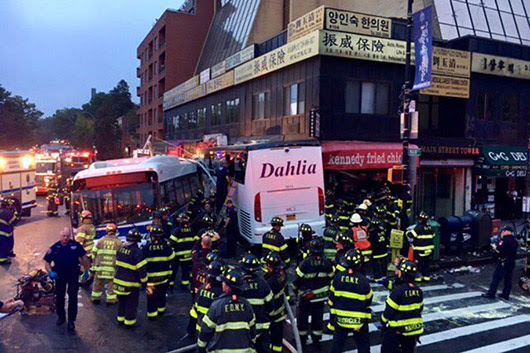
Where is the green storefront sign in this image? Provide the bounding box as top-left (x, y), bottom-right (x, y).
top-left (477, 145), bottom-right (528, 177)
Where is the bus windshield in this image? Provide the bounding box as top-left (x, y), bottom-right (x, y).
top-left (36, 162), bottom-right (56, 174)
top-left (73, 182), bottom-right (156, 226)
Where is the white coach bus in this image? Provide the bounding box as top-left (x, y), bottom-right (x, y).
top-left (204, 140), bottom-right (325, 245)
top-left (0, 151), bottom-right (37, 218)
top-left (71, 155), bottom-right (201, 239)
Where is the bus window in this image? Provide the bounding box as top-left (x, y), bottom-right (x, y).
top-left (166, 180), bottom-right (176, 206)
top-left (234, 154), bottom-right (247, 184)
top-left (174, 178), bottom-right (185, 207)
top-left (160, 183), bottom-right (169, 204)
top-left (182, 178), bottom-right (192, 202)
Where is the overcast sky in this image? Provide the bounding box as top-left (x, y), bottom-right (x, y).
top-left (0, 0), bottom-right (185, 117)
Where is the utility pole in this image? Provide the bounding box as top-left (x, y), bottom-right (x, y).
top-left (402, 0), bottom-right (415, 222)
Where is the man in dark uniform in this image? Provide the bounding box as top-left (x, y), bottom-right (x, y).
top-left (170, 213), bottom-right (198, 289)
top-left (330, 249), bottom-right (373, 353)
top-left (264, 252), bottom-right (288, 353)
top-left (222, 199), bottom-right (238, 258)
top-left (484, 226), bottom-right (519, 300)
top-left (143, 225), bottom-right (175, 320)
top-left (197, 268), bottom-right (256, 353)
top-left (0, 198), bottom-right (17, 264)
top-left (370, 217), bottom-right (389, 282)
top-left (325, 190), bottom-right (336, 225)
top-left (114, 228), bottom-right (148, 328)
top-left (262, 217), bottom-right (290, 266)
top-left (44, 227), bottom-right (91, 332)
top-left (297, 223), bottom-right (315, 262)
top-left (407, 211), bottom-right (435, 282)
top-left (380, 258), bottom-right (424, 353)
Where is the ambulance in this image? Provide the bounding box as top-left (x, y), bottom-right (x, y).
top-left (0, 151), bottom-right (37, 218)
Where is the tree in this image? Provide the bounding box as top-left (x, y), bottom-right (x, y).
top-left (72, 115), bottom-right (95, 148)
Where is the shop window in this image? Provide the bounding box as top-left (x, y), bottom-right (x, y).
top-left (211, 103), bottom-right (222, 125)
top-left (197, 108), bottom-right (206, 128)
top-left (226, 98), bottom-right (240, 123)
top-left (477, 92), bottom-right (495, 121)
top-left (501, 94), bottom-right (519, 122)
top-left (436, 173), bottom-right (451, 199)
top-left (345, 81), bottom-right (389, 115)
top-left (253, 92), bottom-right (270, 120)
top-left (284, 82), bottom-right (305, 116)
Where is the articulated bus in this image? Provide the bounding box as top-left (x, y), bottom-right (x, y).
top-left (0, 151), bottom-right (37, 218)
top-left (204, 140), bottom-right (325, 245)
top-left (71, 155), bottom-right (201, 239)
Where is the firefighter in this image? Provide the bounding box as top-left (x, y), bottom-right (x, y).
top-left (407, 211), bottom-right (435, 282)
top-left (262, 217), bottom-right (290, 266)
top-left (143, 225), bottom-right (175, 320)
top-left (293, 238), bottom-right (334, 348)
top-left (90, 223), bottom-right (122, 304)
top-left (240, 253), bottom-right (274, 353)
top-left (0, 198), bottom-right (17, 264)
top-left (264, 252), bottom-right (288, 353)
top-left (170, 213), bottom-right (197, 289)
top-left (380, 258), bottom-right (424, 353)
top-left (370, 217), bottom-right (389, 282)
top-left (187, 189), bottom-right (205, 227)
top-left (63, 175), bottom-right (73, 215)
top-left (349, 213), bottom-right (372, 275)
top-left (336, 200), bottom-right (351, 233)
top-left (297, 223), bottom-right (315, 262)
top-left (158, 207), bottom-right (174, 238)
top-left (385, 195), bottom-right (400, 231)
top-left (114, 228), bottom-right (148, 328)
top-left (356, 203), bottom-right (371, 226)
top-left (335, 232), bottom-right (354, 267)
top-left (46, 179), bottom-right (59, 217)
top-left (192, 237), bottom-right (214, 300)
top-left (325, 190), bottom-right (336, 225)
top-left (197, 268), bottom-right (256, 353)
top-left (195, 214), bottom-right (216, 243)
top-left (75, 210), bottom-right (96, 260)
top-left (189, 260), bottom-right (225, 335)
top-left (323, 215), bottom-right (340, 261)
top-left (330, 249), bottom-right (373, 353)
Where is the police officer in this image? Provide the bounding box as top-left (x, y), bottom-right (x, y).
top-left (330, 249), bottom-right (373, 353)
top-left (91, 223), bottom-right (122, 304)
top-left (293, 238), bottom-right (334, 348)
top-left (170, 213), bottom-right (198, 289)
top-left (75, 210), bottom-right (96, 260)
top-left (197, 268), bottom-right (256, 353)
top-left (240, 253), bottom-right (274, 353)
top-left (483, 226), bottom-right (519, 300)
top-left (380, 258), bottom-right (424, 353)
top-left (370, 217), bottom-right (389, 282)
top-left (190, 260), bottom-right (225, 335)
top-left (264, 252), bottom-right (288, 353)
top-left (349, 213), bottom-right (372, 275)
top-left (114, 228), bottom-right (147, 328)
top-left (0, 198), bottom-right (17, 264)
top-left (143, 225), bottom-right (175, 320)
top-left (407, 211), bottom-right (435, 282)
top-left (44, 228), bottom-right (91, 332)
top-left (263, 217), bottom-right (290, 266)
top-left (297, 223), bottom-right (315, 262)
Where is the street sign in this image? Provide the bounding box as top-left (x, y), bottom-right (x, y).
top-left (408, 148), bottom-right (422, 157)
top-left (390, 229), bottom-right (404, 249)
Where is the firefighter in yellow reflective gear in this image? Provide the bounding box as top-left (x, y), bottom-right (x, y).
top-left (169, 213), bottom-right (197, 289)
top-left (336, 200), bottom-right (351, 234)
top-left (370, 215), bottom-right (389, 282)
top-left (349, 213), bottom-right (372, 276)
top-left (75, 210), bottom-right (96, 260)
top-left (264, 252), bottom-right (288, 353)
top-left (113, 228), bottom-right (147, 328)
top-left (325, 189), bottom-right (336, 225)
top-left (407, 211), bottom-right (435, 282)
top-left (197, 268), bottom-right (256, 353)
top-left (380, 257), bottom-right (424, 353)
top-left (297, 223), bottom-right (315, 262)
top-left (189, 260), bottom-right (225, 334)
top-left (262, 217), bottom-right (290, 266)
top-left (90, 223), bottom-right (122, 304)
top-left (330, 249), bottom-right (373, 353)
top-left (293, 238), bottom-right (334, 348)
top-left (143, 225), bottom-right (175, 320)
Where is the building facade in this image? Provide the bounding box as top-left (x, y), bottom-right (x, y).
top-left (136, 0), bottom-right (216, 145)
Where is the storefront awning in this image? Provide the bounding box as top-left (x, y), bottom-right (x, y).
top-left (477, 145), bottom-right (528, 177)
top-left (322, 141), bottom-right (417, 170)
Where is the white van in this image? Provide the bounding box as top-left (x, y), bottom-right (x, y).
top-left (206, 140), bottom-right (325, 245)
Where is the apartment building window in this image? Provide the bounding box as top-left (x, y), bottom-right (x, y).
top-left (226, 99), bottom-right (240, 123)
top-left (253, 92), bottom-right (270, 120)
top-left (154, 85), bottom-right (157, 100)
top-left (476, 92), bottom-right (496, 121)
top-left (197, 108), bottom-right (207, 128)
top-left (211, 103), bottom-right (222, 125)
top-left (284, 82), bottom-right (305, 116)
top-left (345, 81), bottom-right (390, 115)
top-left (172, 115), bottom-right (181, 130)
top-left (501, 94), bottom-right (519, 123)
top-left (188, 111), bottom-right (197, 129)
top-left (154, 108), bottom-right (158, 124)
top-left (418, 95), bottom-right (440, 132)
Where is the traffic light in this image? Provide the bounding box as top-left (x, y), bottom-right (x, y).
top-left (387, 165), bottom-right (405, 184)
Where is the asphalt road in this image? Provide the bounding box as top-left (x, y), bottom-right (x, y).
top-left (1, 198), bottom-right (530, 353)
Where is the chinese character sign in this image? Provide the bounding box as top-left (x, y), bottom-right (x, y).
top-left (412, 6), bottom-right (432, 91)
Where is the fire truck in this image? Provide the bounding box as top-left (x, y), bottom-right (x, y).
top-left (0, 150), bottom-right (37, 218)
top-left (34, 153), bottom-right (61, 195)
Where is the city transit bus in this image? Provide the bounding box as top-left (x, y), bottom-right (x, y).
top-left (204, 140), bottom-right (325, 245)
top-left (71, 155), bottom-right (201, 239)
top-left (0, 150), bottom-right (37, 218)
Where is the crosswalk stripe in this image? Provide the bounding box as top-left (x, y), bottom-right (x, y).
top-left (320, 301), bottom-right (511, 342)
top-left (457, 334), bottom-right (530, 353)
top-left (345, 314), bottom-right (530, 353)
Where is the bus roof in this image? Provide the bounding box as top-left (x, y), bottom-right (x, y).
top-left (74, 155), bottom-right (197, 183)
top-left (204, 140), bottom-right (320, 153)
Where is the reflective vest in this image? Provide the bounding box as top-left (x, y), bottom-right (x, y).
top-left (262, 229), bottom-right (290, 265)
top-left (242, 273), bottom-right (274, 331)
top-left (265, 268), bottom-right (288, 323)
top-left (190, 282), bottom-right (223, 332)
top-left (170, 226), bottom-right (197, 262)
top-left (92, 234), bottom-right (122, 279)
top-left (76, 223), bottom-right (96, 258)
top-left (142, 239), bottom-right (175, 285)
top-left (113, 243), bottom-right (147, 294)
top-left (408, 223), bottom-right (435, 256)
top-left (293, 254), bottom-right (334, 303)
top-left (381, 281), bottom-right (424, 336)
